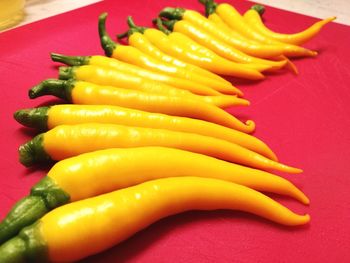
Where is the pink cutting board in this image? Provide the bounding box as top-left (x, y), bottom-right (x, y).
top-left (0, 0), bottom-right (349, 262)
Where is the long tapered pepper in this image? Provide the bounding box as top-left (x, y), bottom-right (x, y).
top-left (14, 105), bottom-right (276, 160)
top-left (58, 65), bottom-right (246, 108)
top-left (158, 9), bottom-right (287, 70)
top-left (122, 17), bottom-right (271, 75)
top-left (98, 13), bottom-right (242, 95)
top-left (0, 147), bottom-right (309, 244)
top-left (160, 6), bottom-right (285, 59)
top-left (200, 0), bottom-right (317, 58)
top-left (0, 177), bottom-right (310, 262)
top-left (244, 5), bottom-right (336, 46)
top-left (201, 10), bottom-right (298, 74)
top-left (19, 123), bottom-right (301, 174)
top-left (29, 79), bottom-right (255, 132)
top-left (116, 27), bottom-right (231, 86)
top-left (52, 53), bottom-right (223, 96)
top-left (145, 18), bottom-right (268, 79)
top-left (59, 64), bottom-right (212, 101)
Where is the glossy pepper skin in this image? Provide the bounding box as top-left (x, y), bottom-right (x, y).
top-left (117, 17), bottom-right (244, 95)
top-left (148, 18), bottom-right (267, 80)
top-left (124, 17), bottom-right (271, 74)
top-left (200, 0), bottom-right (317, 58)
top-left (14, 105), bottom-right (275, 160)
top-left (0, 147), bottom-right (309, 244)
top-left (116, 22), bottom-right (230, 86)
top-left (98, 13), bottom-right (243, 96)
top-left (163, 6), bottom-right (287, 59)
top-left (19, 123), bottom-right (301, 174)
top-left (244, 5), bottom-right (336, 46)
top-left (0, 177), bottom-right (310, 262)
top-left (58, 65), bottom-right (247, 108)
top-left (29, 79), bottom-right (255, 132)
top-left (158, 9), bottom-right (287, 71)
top-left (52, 53), bottom-right (225, 96)
top-left (59, 65), bottom-right (219, 102)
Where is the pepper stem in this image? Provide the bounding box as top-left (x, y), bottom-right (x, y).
top-left (198, 0), bottom-right (218, 16)
top-left (0, 196), bottom-right (47, 244)
top-left (251, 4), bottom-right (265, 15)
top-left (160, 18), bottom-right (177, 31)
top-left (14, 107), bottom-right (50, 131)
top-left (153, 17), bottom-right (171, 35)
top-left (0, 176), bottom-right (70, 244)
top-left (28, 79), bottom-right (75, 101)
top-left (0, 222), bottom-right (48, 262)
top-left (98, 12), bottom-right (117, 57)
top-left (58, 66), bottom-right (76, 80)
top-left (51, 53), bottom-right (91, 66)
top-left (19, 134), bottom-right (53, 167)
top-left (159, 7), bottom-right (185, 20)
top-left (116, 16), bottom-right (147, 40)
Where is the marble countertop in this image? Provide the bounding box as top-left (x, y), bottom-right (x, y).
top-left (3, 0), bottom-right (349, 33)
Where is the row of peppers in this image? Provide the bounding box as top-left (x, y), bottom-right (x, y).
top-left (0, 0), bottom-right (333, 262)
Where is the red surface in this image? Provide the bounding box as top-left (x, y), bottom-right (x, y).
top-left (0, 0), bottom-right (350, 262)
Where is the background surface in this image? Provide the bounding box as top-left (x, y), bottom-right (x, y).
top-left (5, 0), bottom-right (350, 32)
top-left (0, 0), bottom-right (349, 262)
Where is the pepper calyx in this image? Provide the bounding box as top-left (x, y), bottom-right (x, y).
top-left (153, 17), bottom-right (171, 35)
top-left (28, 79), bottom-right (75, 102)
top-left (117, 16), bottom-right (147, 39)
top-left (250, 4), bottom-right (265, 15)
top-left (14, 107), bottom-right (50, 131)
top-left (51, 53), bottom-right (91, 66)
top-left (159, 7), bottom-right (185, 20)
top-left (19, 134), bottom-right (53, 167)
top-left (199, 0), bottom-right (218, 16)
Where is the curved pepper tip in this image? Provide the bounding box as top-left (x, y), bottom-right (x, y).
top-left (245, 120), bottom-right (256, 133)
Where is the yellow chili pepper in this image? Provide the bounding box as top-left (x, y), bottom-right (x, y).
top-left (244, 5), bottom-right (336, 46)
top-left (14, 104), bottom-right (276, 160)
top-left (202, 0), bottom-right (317, 58)
top-left (176, 7), bottom-right (287, 59)
top-left (208, 10), bottom-right (284, 58)
top-left (29, 79), bottom-right (254, 132)
top-left (19, 123), bottom-right (301, 174)
top-left (116, 27), bottom-right (230, 85)
top-left (98, 13), bottom-right (243, 96)
top-left (147, 18), bottom-right (268, 79)
top-left (58, 65), bottom-right (246, 108)
top-left (53, 53), bottom-right (225, 96)
top-left (158, 9), bottom-right (287, 70)
top-left (0, 147), bottom-right (308, 243)
top-left (0, 177), bottom-right (310, 262)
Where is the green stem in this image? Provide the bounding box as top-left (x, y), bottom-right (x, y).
top-left (161, 19), bottom-right (177, 31)
top-left (116, 16), bottom-right (147, 40)
top-left (14, 107), bottom-right (50, 131)
top-left (51, 53), bottom-right (91, 66)
top-left (98, 12), bottom-right (117, 57)
top-left (251, 4), bottom-right (265, 15)
top-left (0, 177), bottom-right (70, 245)
top-left (18, 134), bottom-right (53, 167)
top-left (58, 66), bottom-right (76, 80)
top-left (116, 30), bottom-right (129, 39)
top-left (0, 196), bottom-right (47, 245)
top-left (159, 7), bottom-right (185, 20)
top-left (0, 222), bottom-right (48, 262)
top-left (153, 17), bottom-right (171, 34)
top-left (198, 0), bottom-right (218, 16)
top-left (28, 79), bottom-right (75, 101)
